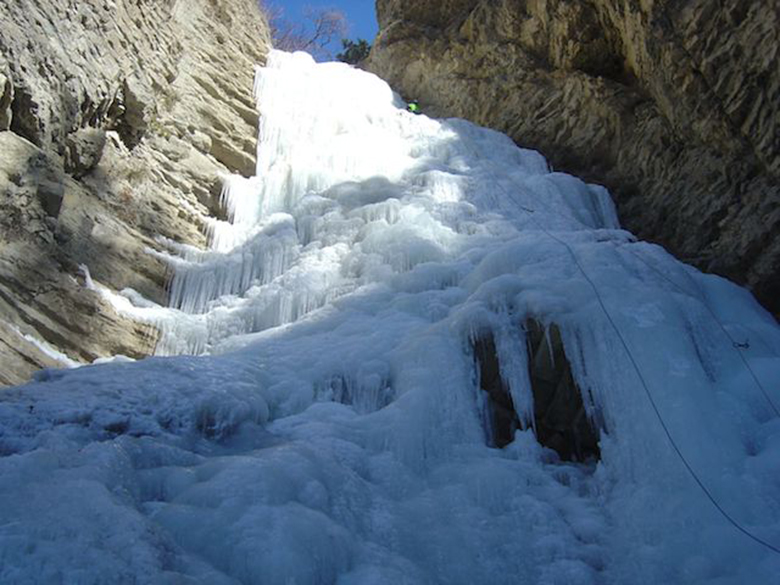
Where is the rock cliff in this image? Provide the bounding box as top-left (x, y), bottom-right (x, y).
top-left (0, 0), bottom-right (270, 385)
top-left (368, 0), bottom-right (780, 317)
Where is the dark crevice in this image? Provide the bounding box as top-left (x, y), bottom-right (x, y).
top-left (473, 335), bottom-right (520, 448)
top-left (472, 321), bottom-right (602, 462)
top-left (9, 84), bottom-right (42, 146)
top-left (525, 320), bottom-right (601, 462)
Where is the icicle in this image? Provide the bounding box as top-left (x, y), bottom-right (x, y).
top-left (543, 323), bottom-right (556, 371)
top-left (78, 264), bottom-right (96, 290)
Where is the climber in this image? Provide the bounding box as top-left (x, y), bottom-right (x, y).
top-left (406, 99), bottom-right (421, 114)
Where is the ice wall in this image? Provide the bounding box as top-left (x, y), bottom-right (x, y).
top-left (1, 50), bottom-right (779, 584)
top-left (138, 51), bottom-right (623, 357)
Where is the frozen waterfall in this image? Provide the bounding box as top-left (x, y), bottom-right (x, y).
top-left (1, 50), bottom-right (779, 584)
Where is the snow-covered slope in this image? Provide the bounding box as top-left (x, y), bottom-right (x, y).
top-left (1, 51), bottom-right (779, 584)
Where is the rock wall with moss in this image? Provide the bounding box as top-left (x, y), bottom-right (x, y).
top-left (0, 0), bottom-right (271, 385)
top-left (367, 0), bottom-right (779, 317)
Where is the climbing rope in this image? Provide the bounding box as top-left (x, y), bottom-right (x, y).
top-left (469, 133), bottom-right (779, 418)
top-left (617, 244), bottom-right (780, 418)
top-left (526, 217), bottom-right (780, 556)
top-left (458, 137), bottom-right (780, 556)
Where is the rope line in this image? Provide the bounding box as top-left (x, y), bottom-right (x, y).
top-left (472, 130), bottom-right (779, 418)
top-left (617, 244), bottom-right (780, 418)
top-left (461, 138), bottom-right (780, 556)
top-left (528, 217), bottom-right (780, 556)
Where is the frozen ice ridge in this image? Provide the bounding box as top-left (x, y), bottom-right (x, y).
top-left (1, 50), bottom-right (779, 584)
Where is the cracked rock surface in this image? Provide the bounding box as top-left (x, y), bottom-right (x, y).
top-left (0, 0), bottom-right (271, 385)
top-left (368, 0), bottom-right (780, 317)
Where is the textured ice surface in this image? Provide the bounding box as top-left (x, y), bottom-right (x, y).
top-left (1, 50), bottom-right (779, 584)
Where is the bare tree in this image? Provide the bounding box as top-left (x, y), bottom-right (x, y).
top-left (261, 3), bottom-right (348, 60)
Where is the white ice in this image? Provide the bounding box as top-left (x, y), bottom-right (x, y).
top-left (1, 50), bottom-right (779, 584)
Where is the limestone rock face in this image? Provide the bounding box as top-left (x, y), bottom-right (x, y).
top-left (0, 0), bottom-right (271, 385)
top-left (368, 0), bottom-right (780, 317)
top-left (0, 59), bottom-right (11, 131)
top-left (64, 128), bottom-right (108, 179)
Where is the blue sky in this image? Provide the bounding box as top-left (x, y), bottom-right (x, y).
top-left (268, 1), bottom-right (379, 54)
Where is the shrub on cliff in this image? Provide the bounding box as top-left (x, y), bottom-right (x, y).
top-left (337, 38), bottom-right (371, 65)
